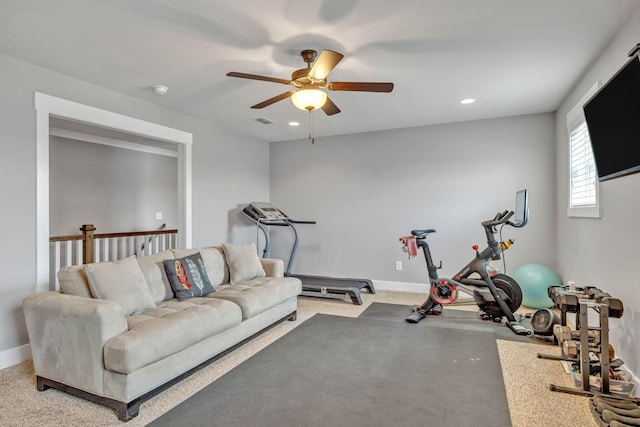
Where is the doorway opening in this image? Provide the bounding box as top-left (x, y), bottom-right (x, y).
top-left (35, 92), bottom-right (192, 291)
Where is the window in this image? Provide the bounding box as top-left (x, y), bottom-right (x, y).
top-left (569, 122), bottom-right (596, 206)
top-left (567, 82), bottom-right (601, 218)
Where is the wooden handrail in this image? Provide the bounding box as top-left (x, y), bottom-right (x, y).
top-left (93, 229), bottom-right (178, 239)
top-left (49, 226), bottom-right (178, 242)
top-left (49, 235), bottom-right (85, 242)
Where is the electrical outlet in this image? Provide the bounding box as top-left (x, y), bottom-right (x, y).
top-left (156, 212), bottom-right (163, 220)
top-left (395, 261), bottom-right (402, 271)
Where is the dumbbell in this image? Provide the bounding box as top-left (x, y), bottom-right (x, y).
top-left (553, 325), bottom-right (601, 345)
top-left (559, 340), bottom-right (601, 358)
top-left (562, 340), bottom-right (578, 357)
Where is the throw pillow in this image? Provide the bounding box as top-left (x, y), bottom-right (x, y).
top-left (84, 256), bottom-right (157, 316)
top-left (163, 252), bottom-right (215, 301)
top-left (222, 242), bottom-right (266, 283)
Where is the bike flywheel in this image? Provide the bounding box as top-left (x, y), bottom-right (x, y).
top-left (430, 278), bottom-right (459, 305)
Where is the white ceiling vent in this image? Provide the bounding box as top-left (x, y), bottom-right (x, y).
top-left (254, 117), bottom-right (275, 125)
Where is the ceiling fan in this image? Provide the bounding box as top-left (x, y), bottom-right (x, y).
top-left (226, 49), bottom-right (394, 116)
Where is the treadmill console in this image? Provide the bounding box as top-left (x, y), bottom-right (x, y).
top-left (245, 202), bottom-right (289, 221)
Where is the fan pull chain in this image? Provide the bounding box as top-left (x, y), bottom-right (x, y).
top-left (308, 111), bottom-right (315, 144)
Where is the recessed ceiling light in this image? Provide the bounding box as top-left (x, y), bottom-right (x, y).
top-left (152, 85), bottom-right (168, 95)
top-left (288, 121), bottom-right (300, 126)
top-left (460, 98), bottom-right (476, 104)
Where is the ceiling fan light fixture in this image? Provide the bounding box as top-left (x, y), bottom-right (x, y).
top-left (291, 89), bottom-right (327, 111)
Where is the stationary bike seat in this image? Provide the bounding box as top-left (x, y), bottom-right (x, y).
top-left (411, 229), bottom-right (436, 239)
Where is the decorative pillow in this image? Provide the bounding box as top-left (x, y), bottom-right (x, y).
top-left (84, 256), bottom-right (156, 316)
top-left (163, 252), bottom-right (215, 301)
top-left (222, 242), bottom-right (266, 283)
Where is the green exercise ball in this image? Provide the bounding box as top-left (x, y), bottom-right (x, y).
top-left (511, 264), bottom-right (561, 309)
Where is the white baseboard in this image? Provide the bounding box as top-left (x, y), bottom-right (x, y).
top-left (373, 280), bottom-right (429, 293)
top-left (0, 344), bottom-right (31, 370)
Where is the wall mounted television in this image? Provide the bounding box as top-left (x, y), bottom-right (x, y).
top-left (583, 52), bottom-right (640, 182)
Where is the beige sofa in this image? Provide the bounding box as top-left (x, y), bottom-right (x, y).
top-left (23, 244), bottom-right (301, 422)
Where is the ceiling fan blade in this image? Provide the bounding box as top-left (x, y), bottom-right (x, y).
top-left (328, 82), bottom-right (394, 92)
top-left (321, 97), bottom-right (341, 116)
top-left (227, 72), bottom-right (290, 85)
top-left (309, 50), bottom-right (344, 81)
top-left (250, 91), bottom-right (295, 109)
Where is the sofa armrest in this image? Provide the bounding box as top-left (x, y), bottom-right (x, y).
top-left (260, 258), bottom-right (284, 278)
top-left (23, 291), bottom-right (128, 396)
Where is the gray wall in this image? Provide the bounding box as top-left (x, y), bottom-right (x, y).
top-left (269, 113), bottom-right (557, 286)
top-left (0, 52), bottom-right (269, 356)
top-left (555, 7), bottom-right (640, 378)
top-left (50, 136), bottom-right (178, 235)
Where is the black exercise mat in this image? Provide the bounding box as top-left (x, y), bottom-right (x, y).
top-left (359, 302), bottom-right (551, 344)
top-left (149, 314), bottom-right (511, 427)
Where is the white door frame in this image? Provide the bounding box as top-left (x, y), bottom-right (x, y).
top-left (35, 92), bottom-right (192, 291)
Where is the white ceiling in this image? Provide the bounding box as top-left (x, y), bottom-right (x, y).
top-left (1, 0), bottom-right (639, 142)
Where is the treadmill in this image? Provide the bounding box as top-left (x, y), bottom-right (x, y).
top-left (242, 202), bottom-right (375, 305)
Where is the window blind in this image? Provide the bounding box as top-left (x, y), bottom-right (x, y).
top-left (569, 121), bottom-right (596, 207)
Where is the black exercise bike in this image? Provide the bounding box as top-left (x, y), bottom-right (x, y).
top-left (400, 192), bottom-right (531, 336)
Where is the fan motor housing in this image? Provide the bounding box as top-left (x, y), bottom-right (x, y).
top-left (291, 68), bottom-right (310, 86)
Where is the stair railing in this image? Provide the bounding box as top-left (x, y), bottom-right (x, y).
top-left (49, 224), bottom-right (178, 289)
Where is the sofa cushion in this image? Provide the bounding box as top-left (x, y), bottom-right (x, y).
top-left (163, 253), bottom-right (215, 301)
top-left (136, 250), bottom-right (175, 304)
top-left (172, 247), bottom-right (228, 286)
top-left (58, 265), bottom-right (93, 298)
top-left (103, 298), bottom-right (242, 374)
top-left (210, 276), bottom-right (301, 320)
top-left (84, 256), bottom-right (156, 316)
top-left (222, 242), bottom-right (266, 283)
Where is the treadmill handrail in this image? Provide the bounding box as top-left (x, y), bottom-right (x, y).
top-left (258, 220), bottom-right (290, 226)
top-left (241, 207), bottom-right (316, 274)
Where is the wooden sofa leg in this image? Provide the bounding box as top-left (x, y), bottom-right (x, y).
top-left (288, 311), bottom-right (297, 321)
top-left (36, 376), bottom-right (49, 391)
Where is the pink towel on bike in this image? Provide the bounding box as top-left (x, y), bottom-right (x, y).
top-left (399, 236), bottom-right (418, 259)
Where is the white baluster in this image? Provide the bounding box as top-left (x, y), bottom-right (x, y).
top-left (50, 242), bottom-right (60, 290)
top-left (75, 239), bottom-right (82, 265)
top-left (95, 238), bottom-right (101, 262)
top-left (105, 238), bottom-right (111, 261)
top-left (64, 241), bottom-right (72, 266)
top-left (111, 237), bottom-right (117, 260)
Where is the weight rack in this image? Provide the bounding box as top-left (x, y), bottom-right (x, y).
top-left (537, 285), bottom-right (633, 399)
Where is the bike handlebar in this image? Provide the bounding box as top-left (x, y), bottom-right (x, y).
top-left (481, 210), bottom-right (514, 228)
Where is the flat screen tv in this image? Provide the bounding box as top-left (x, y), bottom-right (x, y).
top-left (583, 53), bottom-right (640, 182)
